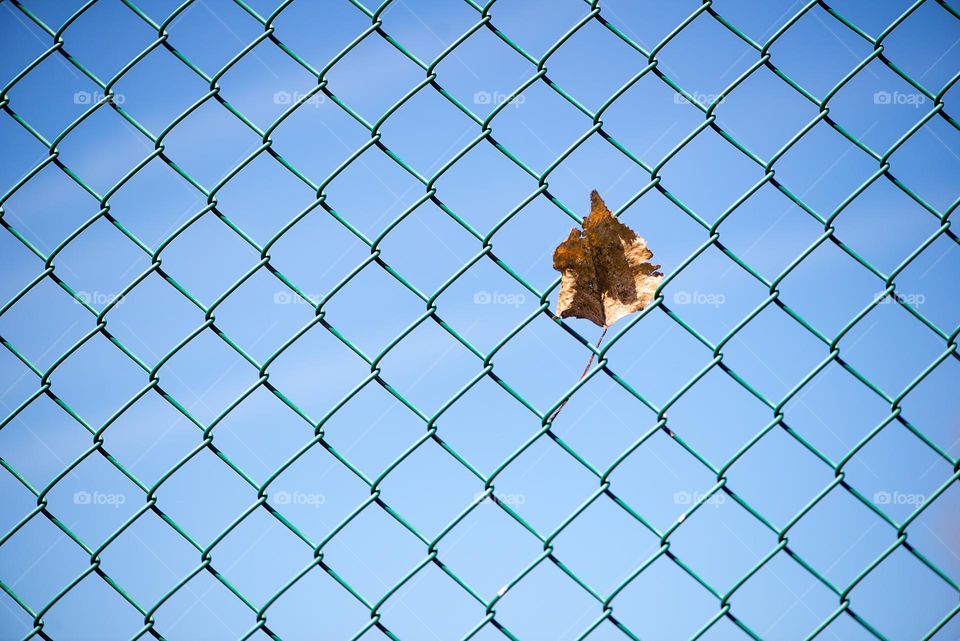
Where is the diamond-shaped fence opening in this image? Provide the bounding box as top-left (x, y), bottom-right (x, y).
top-left (0, 1), bottom-right (958, 640)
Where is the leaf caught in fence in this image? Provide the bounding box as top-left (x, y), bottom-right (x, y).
top-left (552, 191), bottom-right (663, 327)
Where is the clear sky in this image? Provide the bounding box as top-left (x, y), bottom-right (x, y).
top-left (0, 0), bottom-right (959, 640)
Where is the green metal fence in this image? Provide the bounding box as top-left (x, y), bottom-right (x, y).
top-left (0, 0), bottom-right (958, 639)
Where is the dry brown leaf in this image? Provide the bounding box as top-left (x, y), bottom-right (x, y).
top-left (552, 191), bottom-right (663, 327)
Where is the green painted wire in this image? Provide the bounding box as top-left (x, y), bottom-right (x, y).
top-left (0, 0), bottom-right (956, 640)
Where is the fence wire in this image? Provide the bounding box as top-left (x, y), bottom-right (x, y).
top-left (0, 0), bottom-right (958, 640)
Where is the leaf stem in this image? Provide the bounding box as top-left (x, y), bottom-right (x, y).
top-left (546, 325), bottom-right (608, 425)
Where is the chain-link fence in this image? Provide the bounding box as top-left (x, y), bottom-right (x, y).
top-left (1, 0), bottom-right (959, 639)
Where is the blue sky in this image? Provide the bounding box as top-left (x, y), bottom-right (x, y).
top-left (0, 0), bottom-right (959, 640)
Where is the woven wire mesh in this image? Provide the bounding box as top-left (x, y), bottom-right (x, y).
top-left (0, 0), bottom-right (958, 639)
